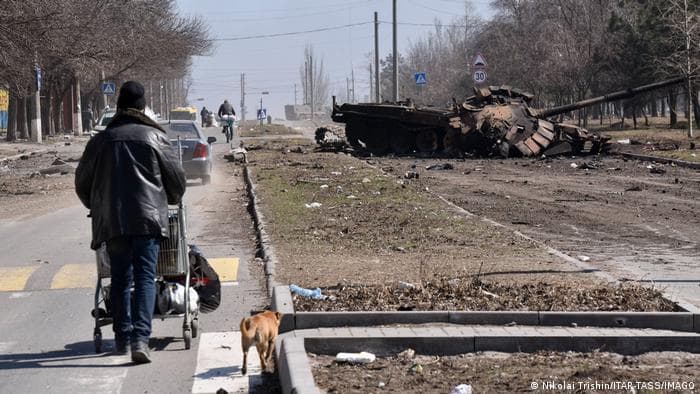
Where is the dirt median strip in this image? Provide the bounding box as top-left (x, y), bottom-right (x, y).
top-left (245, 138), bottom-right (678, 311)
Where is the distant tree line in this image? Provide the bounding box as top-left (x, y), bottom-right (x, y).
top-left (1, 0), bottom-right (212, 141)
top-left (381, 0), bottom-right (699, 131)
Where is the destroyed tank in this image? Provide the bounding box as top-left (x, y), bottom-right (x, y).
top-left (326, 77), bottom-right (684, 157)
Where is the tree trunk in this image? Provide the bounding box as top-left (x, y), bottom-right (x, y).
top-left (632, 104), bottom-right (638, 130)
top-left (642, 104), bottom-right (648, 126)
top-left (41, 94), bottom-right (51, 137)
top-left (6, 93), bottom-right (17, 141)
top-left (651, 98), bottom-right (658, 118)
top-left (693, 84), bottom-right (700, 128)
top-left (669, 89), bottom-right (678, 127)
top-left (18, 96), bottom-right (28, 139)
top-left (661, 97), bottom-right (666, 117)
top-left (53, 91), bottom-right (63, 135)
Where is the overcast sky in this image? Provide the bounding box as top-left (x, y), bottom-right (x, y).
top-left (175, 0), bottom-right (495, 119)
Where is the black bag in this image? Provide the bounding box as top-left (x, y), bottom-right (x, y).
top-left (189, 245), bottom-right (221, 313)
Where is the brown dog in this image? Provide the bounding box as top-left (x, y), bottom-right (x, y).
top-left (240, 311), bottom-right (282, 375)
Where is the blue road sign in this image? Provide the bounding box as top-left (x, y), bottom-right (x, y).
top-left (101, 82), bottom-right (116, 95)
top-left (414, 72), bottom-right (427, 85)
top-left (257, 108), bottom-right (267, 120)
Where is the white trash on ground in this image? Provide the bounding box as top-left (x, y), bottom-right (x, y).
top-left (335, 351), bottom-right (376, 364)
top-left (450, 384), bottom-right (473, 394)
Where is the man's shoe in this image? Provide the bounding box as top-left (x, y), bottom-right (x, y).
top-left (131, 342), bottom-right (151, 364)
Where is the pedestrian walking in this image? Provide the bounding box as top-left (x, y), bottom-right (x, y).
top-left (82, 104), bottom-right (94, 132)
top-left (75, 81), bottom-right (186, 364)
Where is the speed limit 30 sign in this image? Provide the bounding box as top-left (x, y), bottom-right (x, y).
top-left (473, 69), bottom-right (487, 84)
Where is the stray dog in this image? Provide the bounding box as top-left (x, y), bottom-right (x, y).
top-left (240, 311), bottom-right (282, 375)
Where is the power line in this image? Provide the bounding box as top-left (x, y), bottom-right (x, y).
top-left (213, 21), bottom-right (373, 41)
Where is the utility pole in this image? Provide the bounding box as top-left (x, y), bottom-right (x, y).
top-left (374, 11), bottom-right (380, 103)
top-left (346, 77), bottom-right (350, 103)
top-left (369, 63), bottom-right (373, 101)
top-left (685, 0), bottom-right (693, 138)
top-left (159, 81), bottom-right (164, 118)
top-left (351, 68), bottom-right (355, 103)
top-left (304, 60), bottom-right (309, 105)
top-left (294, 83), bottom-right (297, 105)
top-left (259, 96), bottom-right (263, 126)
top-left (31, 61), bottom-right (43, 142)
top-left (310, 55), bottom-right (314, 121)
top-left (392, 0), bottom-right (398, 102)
top-left (240, 73), bottom-right (246, 121)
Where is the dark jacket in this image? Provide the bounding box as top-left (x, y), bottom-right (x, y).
top-left (217, 102), bottom-right (235, 117)
top-left (75, 109), bottom-right (186, 249)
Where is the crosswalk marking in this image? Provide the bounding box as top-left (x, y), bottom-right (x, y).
top-left (1, 256), bottom-right (239, 292)
top-left (50, 263), bottom-right (96, 289)
top-left (208, 258), bottom-right (239, 282)
top-left (0, 266), bottom-right (38, 292)
top-left (192, 331), bottom-right (263, 393)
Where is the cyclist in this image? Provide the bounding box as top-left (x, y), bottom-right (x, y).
top-left (217, 100), bottom-right (236, 143)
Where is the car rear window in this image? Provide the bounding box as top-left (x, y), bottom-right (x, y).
top-left (167, 123), bottom-right (199, 140)
top-left (100, 114), bottom-right (114, 126)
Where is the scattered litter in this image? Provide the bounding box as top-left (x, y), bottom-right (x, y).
top-left (378, 382), bottom-right (386, 388)
top-left (346, 195), bottom-right (357, 199)
top-left (336, 186), bottom-right (343, 193)
top-left (409, 363), bottom-right (423, 374)
top-left (362, 177), bottom-right (371, 183)
top-left (398, 348), bottom-right (416, 360)
top-left (336, 351), bottom-right (375, 364)
top-left (289, 284), bottom-right (325, 299)
top-left (450, 384), bottom-right (473, 394)
top-left (616, 139), bottom-right (631, 144)
top-left (691, 153), bottom-right (697, 157)
top-left (578, 162), bottom-right (598, 170)
top-left (505, 321), bottom-right (517, 327)
top-left (577, 255), bottom-right (591, 262)
top-left (425, 163), bottom-right (454, 171)
top-left (330, 171), bottom-right (342, 176)
top-left (481, 289), bottom-right (500, 298)
top-left (320, 184), bottom-right (329, 190)
top-left (570, 163), bottom-right (578, 168)
top-left (404, 171), bottom-right (419, 179)
top-left (398, 281), bottom-right (415, 289)
top-left (304, 202), bottom-right (322, 209)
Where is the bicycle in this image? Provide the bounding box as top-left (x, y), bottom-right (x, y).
top-left (221, 114), bottom-right (235, 143)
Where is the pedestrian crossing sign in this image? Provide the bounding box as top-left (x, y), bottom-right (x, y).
top-left (257, 108), bottom-right (267, 120)
top-left (101, 82), bottom-right (116, 95)
top-left (414, 72), bottom-right (427, 85)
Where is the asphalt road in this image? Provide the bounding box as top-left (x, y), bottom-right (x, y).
top-left (0, 126), bottom-right (273, 393)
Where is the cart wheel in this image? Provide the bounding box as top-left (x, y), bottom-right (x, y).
top-left (94, 328), bottom-right (102, 353)
top-left (184, 329), bottom-right (192, 350)
top-left (192, 318), bottom-right (199, 338)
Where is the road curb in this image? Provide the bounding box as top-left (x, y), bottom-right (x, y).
top-left (243, 162), bottom-right (280, 297)
top-left (615, 151), bottom-right (700, 169)
top-left (272, 286), bottom-right (699, 332)
top-left (276, 329), bottom-right (700, 393)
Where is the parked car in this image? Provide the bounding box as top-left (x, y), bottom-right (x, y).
top-left (91, 108), bottom-right (116, 136)
top-left (163, 120), bottom-right (216, 185)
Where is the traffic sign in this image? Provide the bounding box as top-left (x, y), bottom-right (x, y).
top-left (101, 82), bottom-right (116, 95)
top-left (414, 72), bottom-right (427, 85)
top-left (473, 53), bottom-right (487, 68)
top-left (473, 69), bottom-right (488, 84)
top-left (257, 108), bottom-right (267, 120)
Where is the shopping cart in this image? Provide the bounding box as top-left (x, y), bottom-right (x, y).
top-left (92, 139), bottom-right (199, 353)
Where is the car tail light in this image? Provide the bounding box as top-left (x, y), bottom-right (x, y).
top-left (192, 143), bottom-right (208, 159)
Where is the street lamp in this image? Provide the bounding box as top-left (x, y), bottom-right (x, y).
top-left (259, 91), bottom-right (269, 125)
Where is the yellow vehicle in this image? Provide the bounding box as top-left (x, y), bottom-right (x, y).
top-left (169, 106), bottom-right (198, 121)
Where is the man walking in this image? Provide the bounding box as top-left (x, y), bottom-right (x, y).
top-left (75, 81), bottom-right (186, 363)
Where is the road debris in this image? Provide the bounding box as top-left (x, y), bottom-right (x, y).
top-left (336, 351), bottom-right (375, 364)
top-left (289, 284), bottom-right (325, 299)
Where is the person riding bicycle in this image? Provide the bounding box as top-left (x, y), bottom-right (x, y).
top-left (217, 100), bottom-right (236, 143)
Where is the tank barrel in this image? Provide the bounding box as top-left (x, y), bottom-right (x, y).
top-left (537, 77), bottom-right (685, 118)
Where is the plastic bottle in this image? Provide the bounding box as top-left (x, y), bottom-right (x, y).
top-left (335, 352), bottom-right (376, 364)
top-left (289, 284), bottom-right (324, 299)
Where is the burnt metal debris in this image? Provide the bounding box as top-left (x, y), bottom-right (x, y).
top-left (321, 77), bottom-right (684, 158)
